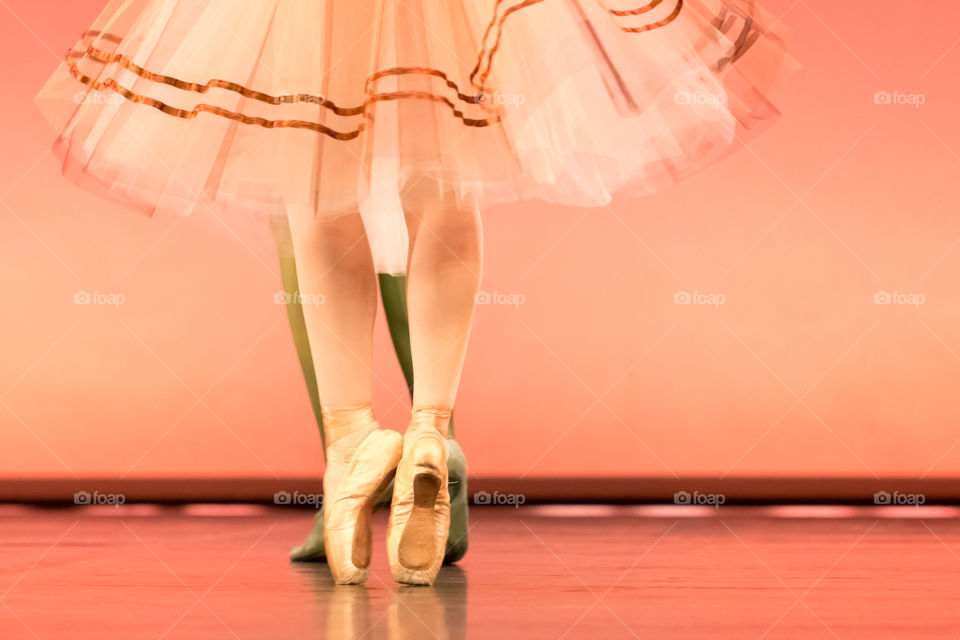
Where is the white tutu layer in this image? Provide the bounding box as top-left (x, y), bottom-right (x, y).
top-left (36, 0), bottom-right (795, 274)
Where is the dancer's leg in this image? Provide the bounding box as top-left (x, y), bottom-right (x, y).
top-left (403, 183), bottom-right (482, 411)
top-left (274, 215), bottom-right (330, 562)
top-left (378, 274), bottom-right (456, 437)
top-left (271, 216), bottom-right (325, 445)
top-left (283, 207), bottom-right (381, 566)
top-left (285, 220), bottom-right (473, 562)
top-left (284, 207), bottom-right (378, 408)
top-left (388, 182), bottom-right (482, 585)
top-left (380, 274), bottom-right (469, 563)
top-left (378, 274), bottom-right (415, 400)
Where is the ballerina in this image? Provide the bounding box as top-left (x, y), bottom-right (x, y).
top-left (36, 0), bottom-right (794, 585)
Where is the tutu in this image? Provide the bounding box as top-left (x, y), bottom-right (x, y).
top-left (36, 0), bottom-right (795, 274)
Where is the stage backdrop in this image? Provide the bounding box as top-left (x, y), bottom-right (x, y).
top-left (1, 1), bottom-right (959, 486)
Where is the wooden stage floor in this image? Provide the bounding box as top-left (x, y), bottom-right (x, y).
top-left (0, 504), bottom-right (957, 638)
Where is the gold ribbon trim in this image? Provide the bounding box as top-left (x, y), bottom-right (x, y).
top-left (66, 1), bottom-right (689, 140)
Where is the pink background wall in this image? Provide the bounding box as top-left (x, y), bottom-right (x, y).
top-left (2, 1), bottom-right (959, 482)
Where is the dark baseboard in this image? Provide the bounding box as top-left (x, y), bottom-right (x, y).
top-left (0, 477), bottom-right (956, 505)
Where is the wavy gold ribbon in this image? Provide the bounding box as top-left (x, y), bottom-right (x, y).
top-left (596, 0), bottom-right (684, 31)
top-left (67, 58), bottom-right (501, 140)
top-left (65, 0), bottom-right (691, 139)
top-left (600, 0), bottom-right (667, 17)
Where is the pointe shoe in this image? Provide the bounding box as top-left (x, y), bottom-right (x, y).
top-left (324, 415), bottom-right (402, 585)
top-left (293, 404), bottom-right (379, 564)
top-left (296, 443), bottom-right (468, 565)
top-left (292, 435), bottom-right (468, 565)
top-left (388, 408), bottom-right (451, 586)
top-left (289, 506), bottom-right (327, 562)
top-left (443, 439), bottom-right (469, 564)
top-left (290, 471), bottom-right (395, 563)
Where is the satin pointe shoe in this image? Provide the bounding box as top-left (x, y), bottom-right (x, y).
top-left (292, 404), bottom-right (378, 563)
top-left (322, 405), bottom-right (402, 585)
top-left (293, 438), bottom-right (470, 565)
top-left (443, 438), bottom-right (469, 564)
top-left (289, 506), bottom-right (327, 562)
top-left (387, 407), bottom-right (451, 585)
top-left (290, 470), bottom-right (395, 563)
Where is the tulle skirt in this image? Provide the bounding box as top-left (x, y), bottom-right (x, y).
top-left (35, 0), bottom-right (795, 274)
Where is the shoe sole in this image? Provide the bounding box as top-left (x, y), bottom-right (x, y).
top-left (397, 469), bottom-right (443, 570)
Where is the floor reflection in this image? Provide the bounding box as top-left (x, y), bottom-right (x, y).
top-left (2, 507), bottom-right (955, 638)
top-left (294, 564), bottom-right (467, 639)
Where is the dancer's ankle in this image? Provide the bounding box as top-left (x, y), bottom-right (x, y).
top-left (321, 403), bottom-right (378, 501)
top-left (409, 406), bottom-right (452, 439)
top-left (322, 403), bottom-right (377, 446)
